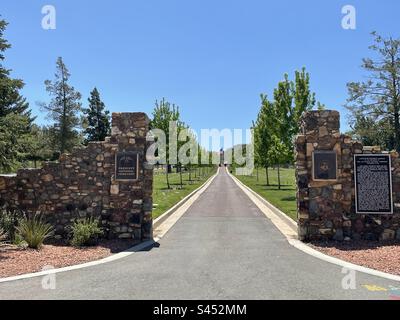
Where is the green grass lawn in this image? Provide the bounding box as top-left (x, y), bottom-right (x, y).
top-left (152, 167), bottom-right (216, 219)
top-left (234, 167), bottom-right (297, 221)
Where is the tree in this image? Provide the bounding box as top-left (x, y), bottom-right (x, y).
top-left (268, 135), bottom-right (290, 190)
top-left (83, 87), bottom-right (111, 143)
top-left (346, 32), bottom-right (400, 152)
top-left (292, 68), bottom-right (316, 134)
top-left (24, 125), bottom-right (56, 168)
top-left (40, 57), bottom-right (82, 154)
top-left (150, 98), bottom-right (185, 189)
top-left (0, 113), bottom-right (31, 172)
top-left (253, 95), bottom-right (276, 186)
top-left (0, 17), bottom-right (34, 172)
top-left (253, 68), bottom-right (317, 187)
top-left (0, 18), bottom-right (33, 122)
top-left (274, 74), bottom-right (293, 154)
top-left (274, 70), bottom-right (316, 164)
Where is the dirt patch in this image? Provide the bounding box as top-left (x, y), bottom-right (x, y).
top-left (310, 240), bottom-right (400, 276)
top-left (0, 239), bottom-right (138, 278)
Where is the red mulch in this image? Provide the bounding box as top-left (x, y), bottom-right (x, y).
top-left (0, 239), bottom-right (137, 278)
top-left (310, 240), bottom-right (400, 276)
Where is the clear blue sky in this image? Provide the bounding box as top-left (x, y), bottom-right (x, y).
top-left (1, 0), bottom-right (400, 148)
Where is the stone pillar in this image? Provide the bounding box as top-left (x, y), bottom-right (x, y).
top-left (108, 112), bottom-right (153, 241)
top-left (295, 110), bottom-right (341, 241)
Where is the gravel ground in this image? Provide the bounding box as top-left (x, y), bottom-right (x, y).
top-left (310, 240), bottom-right (400, 275)
top-left (0, 240), bottom-right (137, 278)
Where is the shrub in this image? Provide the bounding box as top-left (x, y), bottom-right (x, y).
top-left (0, 208), bottom-right (22, 242)
top-left (70, 217), bottom-right (103, 247)
top-left (16, 215), bottom-right (53, 249)
top-left (0, 227), bottom-right (6, 242)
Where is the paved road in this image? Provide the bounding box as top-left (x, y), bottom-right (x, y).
top-left (0, 169), bottom-right (398, 300)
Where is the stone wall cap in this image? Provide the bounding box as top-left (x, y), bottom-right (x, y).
top-left (112, 112), bottom-right (150, 121)
top-left (0, 174), bottom-right (17, 177)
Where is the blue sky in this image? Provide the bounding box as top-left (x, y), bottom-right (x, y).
top-left (1, 0), bottom-right (400, 149)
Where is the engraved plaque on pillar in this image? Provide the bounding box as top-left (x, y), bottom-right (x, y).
top-left (312, 151), bottom-right (337, 181)
top-left (354, 154), bottom-right (393, 214)
top-left (115, 152), bottom-right (139, 181)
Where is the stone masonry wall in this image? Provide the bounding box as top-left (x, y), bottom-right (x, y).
top-left (295, 110), bottom-right (400, 242)
top-left (0, 112), bottom-right (153, 242)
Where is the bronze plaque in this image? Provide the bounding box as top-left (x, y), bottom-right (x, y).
top-left (354, 154), bottom-right (393, 214)
top-left (312, 151), bottom-right (337, 181)
top-left (115, 152), bottom-right (139, 181)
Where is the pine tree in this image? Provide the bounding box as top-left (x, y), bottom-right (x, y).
top-left (0, 18), bottom-right (33, 121)
top-left (0, 113), bottom-right (31, 172)
top-left (346, 32), bottom-right (400, 152)
top-left (83, 87), bottom-right (110, 143)
top-left (40, 57), bottom-right (82, 154)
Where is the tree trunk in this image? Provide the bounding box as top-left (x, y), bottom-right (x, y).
top-left (265, 166), bottom-right (270, 186)
top-left (166, 163), bottom-right (170, 189)
top-left (256, 167), bottom-right (259, 182)
top-left (179, 165), bottom-right (183, 188)
top-left (277, 164), bottom-right (281, 190)
top-left (395, 109), bottom-right (400, 152)
top-left (60, 63), bottom-right (67, 154)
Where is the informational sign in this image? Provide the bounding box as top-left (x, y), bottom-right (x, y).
top-left (354, 154), bottom-right (393, 214)
top-left (115, 152), bottom-right (139, 181)
top-left (312, 151), bottom-right (337, 181)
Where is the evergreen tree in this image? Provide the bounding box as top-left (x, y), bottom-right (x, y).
top-left (83, 87), bottom-right (110, 143)
top-left (346, 32), bottom-right (400, 152)
top-left (40, 57), bottom-right (82, 154)
top-left (0, 113), bottom-right (31, 172)
top-left (0, 18), bottom-right (33, 121)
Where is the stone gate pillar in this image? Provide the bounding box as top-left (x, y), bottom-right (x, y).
top-left (295, 110), bottom-right (343, 241)
top-left (107, 113), bottom-right (153, 241)
top-left (295, 110), bottom-right (400, 242)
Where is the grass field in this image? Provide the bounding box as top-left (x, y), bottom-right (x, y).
top-left (152, 167), bottom-right (216, 219)
top-left (234, 167), bottom-right (297, 221)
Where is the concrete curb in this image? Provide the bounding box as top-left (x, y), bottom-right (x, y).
top-left (0, 239), bottom-right (156, 283)
top-left (289, 238), bottom-right (400, 282)
top-left (228, 168), bottom-right (400, 283)
top-left (153, 168), bottom-right (219, 229)
top-left (0, 168), bottom-right (219, 284)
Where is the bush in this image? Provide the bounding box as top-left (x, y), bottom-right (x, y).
top-left (0, 226), bottom-right (6, 242)
top-left (70, 217), bottom-right (103, 247)
top-left (0, 208), bottom-right (22, 242)
top-left (16, 215), bottom-right (53, 249)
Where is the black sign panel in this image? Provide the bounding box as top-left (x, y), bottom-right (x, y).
top-left (115, 152), bottom-right (139, 181)
top-left (354, 154), bottom-right (393, 214)
top-left (312, 151), bottom-right (337, 181)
